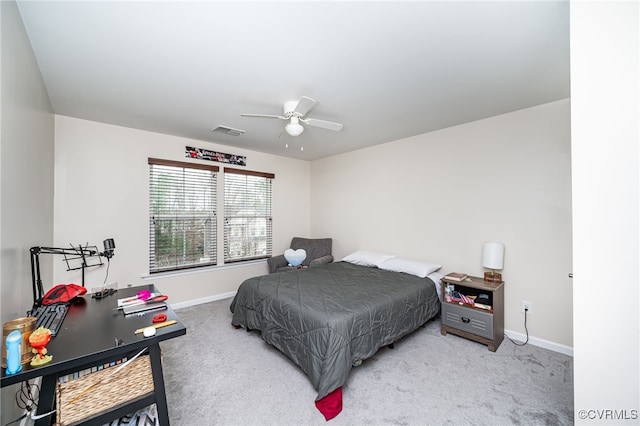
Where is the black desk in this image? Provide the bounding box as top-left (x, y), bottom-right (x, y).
top-left (1, 284), bottom-right (186, 425)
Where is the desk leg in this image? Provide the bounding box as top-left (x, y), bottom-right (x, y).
top-left (34, 375), bottom-right (56, 426)
top-left (149, 343), bottom-right (170, 426)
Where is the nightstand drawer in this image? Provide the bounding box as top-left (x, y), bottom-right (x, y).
top-left (442, 303), bottom-right (493, 340)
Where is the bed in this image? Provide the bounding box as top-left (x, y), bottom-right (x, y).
top-left (229, 258), bottom-right (441, 420)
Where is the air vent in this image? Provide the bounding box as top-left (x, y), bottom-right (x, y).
top-left (212, 125), bottom-right (245, 136)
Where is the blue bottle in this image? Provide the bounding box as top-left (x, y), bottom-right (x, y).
top-left (5, 330), bottom-right (23, 375)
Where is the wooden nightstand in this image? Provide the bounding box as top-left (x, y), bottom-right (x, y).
top-left (440, 275), bottom-right (504, 352)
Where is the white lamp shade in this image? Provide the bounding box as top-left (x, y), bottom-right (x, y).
top-left (285, 117), bottom-right (304, 136)
top-left (482, 242), bottom-right (504, 270)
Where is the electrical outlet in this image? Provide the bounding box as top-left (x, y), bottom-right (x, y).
top-left (521, 300), bottom-right (532, 315)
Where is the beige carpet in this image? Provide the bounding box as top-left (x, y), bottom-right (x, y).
top-left (160, 298), bottom-right (573, 425)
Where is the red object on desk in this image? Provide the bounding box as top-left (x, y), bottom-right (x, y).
top-left (152, 314), bottom-right (167, 323)
top-left (42, 283), bottom-right (86, 305)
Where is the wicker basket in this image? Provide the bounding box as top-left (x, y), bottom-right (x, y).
top-left (56, 355), bottom-right (154, 425)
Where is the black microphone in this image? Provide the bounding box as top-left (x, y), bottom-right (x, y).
top-left (102, 238), bottom-right (116, 259)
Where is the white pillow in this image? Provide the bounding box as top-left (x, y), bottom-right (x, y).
top-left (377, 257), bottom-right (441, 278)
top-left (341, 250), bottom-right (396, 267)
top-left (428, 271), bottom-right (444, 299)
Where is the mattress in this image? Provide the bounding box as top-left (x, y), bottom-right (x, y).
top-left (229, 261), bottom-right (441, 406)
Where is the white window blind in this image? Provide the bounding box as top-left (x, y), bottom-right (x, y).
top-left (148, 158), bottom-right (218, 273)
top-left (224, 168), bottom-right (274, 263)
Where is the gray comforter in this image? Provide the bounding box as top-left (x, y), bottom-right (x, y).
top-left (229, 261), bottom-right (441, 401)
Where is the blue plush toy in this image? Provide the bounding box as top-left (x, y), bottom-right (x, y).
top-left (284, 249), bottom-right (306, 267)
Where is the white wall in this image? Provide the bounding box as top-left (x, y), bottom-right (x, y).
top-left (0, 1), bottom-right (54, 423)
top-left (6, 0), bottom-right (638, 421)
top-left (53, 116), bottom-right (310, 304)
top-left (311, 99), bottom-right (573, 349)
top-left (571, 1), bottom-right (639, 423)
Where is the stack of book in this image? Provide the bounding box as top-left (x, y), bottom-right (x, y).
top-left (446, 290), bottom-right (493, 312)
top-left (444, 272), bottom-right (468, 282)
top-left (450, 291), bottom-right (475, 306)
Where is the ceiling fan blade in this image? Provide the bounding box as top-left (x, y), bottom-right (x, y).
top-left (293, 96), bottom-right (316, 117)
top-left (304, 118), bottom-right (343, 132)
top-left (241, 113), bottom-right (286, 120)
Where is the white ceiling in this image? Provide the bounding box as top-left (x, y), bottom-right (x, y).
top-left (16, 1), bottom-right (570, 161)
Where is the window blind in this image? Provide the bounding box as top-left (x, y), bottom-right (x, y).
top-left (148, 158), bottom-right (218, 273)
top-left (224, 168), bottom-right (274, 263)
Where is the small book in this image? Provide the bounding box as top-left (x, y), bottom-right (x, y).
top-left (123, 301), bottom-right (167, 316)
top-left (444, 272), bottom-right (467, 282)
top-left (460, 293), bottom-right (475, 306)
top-left (474, 302), bottom-right (493, 311)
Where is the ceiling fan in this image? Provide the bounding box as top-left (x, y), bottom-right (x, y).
top-left (241, 96), bottom-right (343, 137)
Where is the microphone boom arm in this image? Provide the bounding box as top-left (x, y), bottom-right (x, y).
top-left (29, 240), bottom-right (114, 307)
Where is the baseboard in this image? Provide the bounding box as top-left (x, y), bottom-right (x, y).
top-left (170, 291), bottom-right (236, 310)
top-left (505, 329), bottom-right (573, 357)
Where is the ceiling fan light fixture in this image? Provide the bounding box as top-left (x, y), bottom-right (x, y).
top-left (285, 116), bottom-right (304, 136)
top-left (242, 96), bottom-right (342, 139)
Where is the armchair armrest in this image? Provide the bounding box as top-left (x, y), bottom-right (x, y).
top-left (309, 254), bottom-right (334, 268)
top-left (267, 254), bottom-right (288, 273)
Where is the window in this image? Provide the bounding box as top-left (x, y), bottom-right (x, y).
top-left (148, 158), bottom-right (218, 273)
top-left (224, 168), bottom-right (274, 263)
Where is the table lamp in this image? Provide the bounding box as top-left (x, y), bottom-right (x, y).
top-left (482, 241), bottom-right (504, 283)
